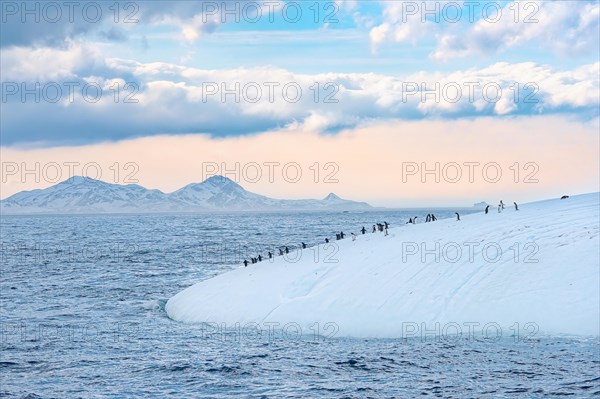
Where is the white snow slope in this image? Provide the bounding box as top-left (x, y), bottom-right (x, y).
top-left (166, 193), bottom-right (600, 338)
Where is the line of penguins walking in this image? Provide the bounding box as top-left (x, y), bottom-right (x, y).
top-left (243, 200), bottom-right (519, 267)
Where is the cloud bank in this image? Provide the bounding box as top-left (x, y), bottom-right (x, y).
top-left (1, 41), bottom-right (598, 146)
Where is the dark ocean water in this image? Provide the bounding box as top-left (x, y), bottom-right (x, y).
top-left (1, 210), bottom-right (599, 398)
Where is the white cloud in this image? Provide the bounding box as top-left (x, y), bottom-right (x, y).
top-left (0, 40), bottom-right (105, 81)
top-left (369, 1), bottom-right (439, 53)
top-left (369, 0), bottom-right (600, 61)
top-left (0, 1), bottom-right (227, 48)
top-left (369, 22), bottom-right (390, 53)
top-left (153, 10), bottom-right (220, 44)
top-left (1, 45), bottom-right (598, 146)
top-left (432, 1), bottom-right (600, 61)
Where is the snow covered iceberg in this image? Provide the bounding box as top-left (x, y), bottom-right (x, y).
top-left (166, 193), bottom-right (600, 338)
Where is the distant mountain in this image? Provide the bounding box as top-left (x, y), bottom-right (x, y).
top-left (170, 175), bottom-right (277, 210)
top-left (0, 176), bottom-right (174, 213)
top-left (0, 175), bottom-right (374, 214)
top-left (323, 193), bottom-right (342, 201)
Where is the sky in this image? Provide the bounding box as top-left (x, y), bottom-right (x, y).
top-left (1, 0), bottom-right (599, 206)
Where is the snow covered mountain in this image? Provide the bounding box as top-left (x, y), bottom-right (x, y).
top-left (170, 175), bottom-right (281, 210)
top-left (171, 177), bottom-right (373, 211)
top-left (0, 176), bottom-right (173, 214)
top-left (166, 193), bottom-right (600, 338)
top-left (0, 175), bottom-right (373, 214)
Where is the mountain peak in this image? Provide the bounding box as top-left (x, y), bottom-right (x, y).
top-left (202, 175), bottom-right (242, 187)
top-left (58, 176), bottom-right (101, 185)
top-left (323, 193), bottom-right (342, 201)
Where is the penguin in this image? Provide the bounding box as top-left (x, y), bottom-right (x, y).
top-left (426, 214), bottom-right (431, 222)
top-left (561, 195), bottom-right (569, 200)
top-left (514, 202), bottom-right (519, 211)
top-left (268, 251), bottom-right (273, 259)
top-left (384, 227), bottom-right (389, 236)
top-left (372, 225), bottom-right (377, 233)
top-left (340, 232), bottom-right (345, 239)
top-left (302, 242), bottom-right (307, 249)
top-left (361, 226), bottom-right (367, 234)
top-left (244, 260), bottom-right (248, 267)
top-left (285, 246), bottom-right (289, 254)
top-left (351, 233), bottom-right (356, 241)
top-left (500, 200), bottom-right (505, 210)
top-left (258, 255), bottom-right (262, 262)
top-left (431, 214), bottom-right (437, 221)
top-left (384, 221), bottom-right (389, 229)
top-left (413, 217), bottom-right (418, 224)
top-left (325, 238), bottom-right (329, 243)
top-left (279, 249), bottom-right (284, 256)
top-left (407, 218), bottom-right (413, 224)
top-left (336, 233), bottom-right (340, 240)
top-left (455, 212), bottom-right (460, 221)
top-left (485, 205), bottom-right (490, 214)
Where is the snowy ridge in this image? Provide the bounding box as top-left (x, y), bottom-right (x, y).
top-left (166, 193), bottom-right (600, 338)
top-left (0, 175), bottom-right (372, 214)
top-left (0, 176), bottom-right (172, 213)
